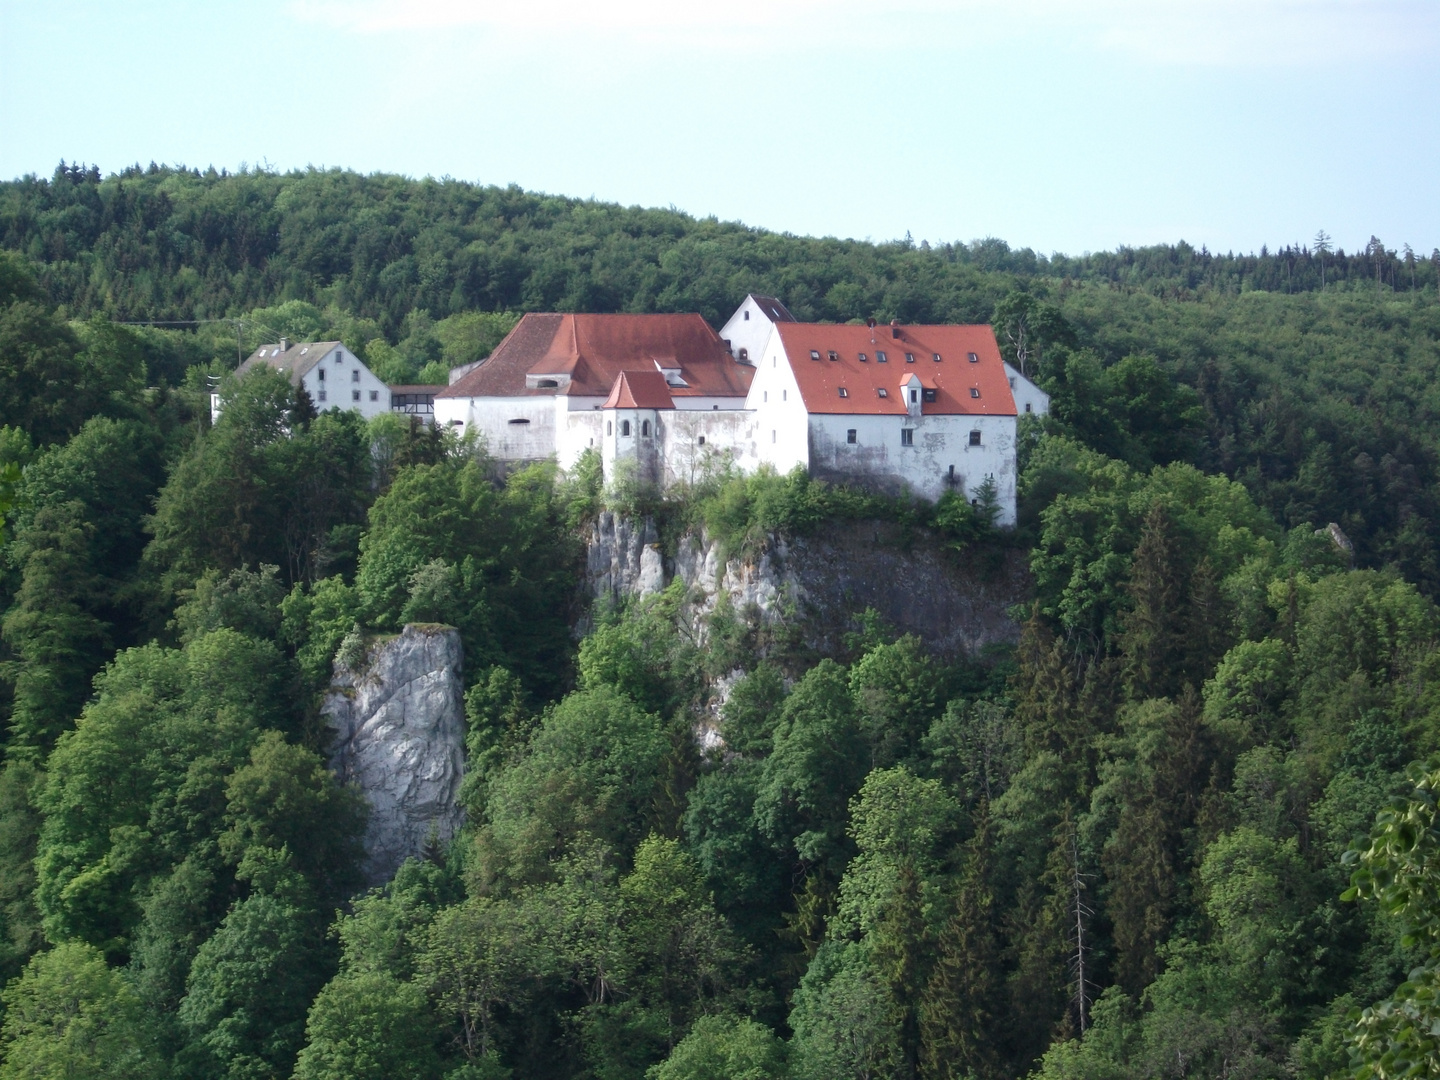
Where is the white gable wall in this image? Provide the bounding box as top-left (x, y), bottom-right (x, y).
top-left (434, 395), bottom-right (557, 460)
top-left (1003, 363), bottom-right (1050, 417)
top-left (746, 333), bottom-right (810, 473)
top-left (718, 299), bottom-right (778, 366)
top-left (300, 344), bottom-right (391, 419)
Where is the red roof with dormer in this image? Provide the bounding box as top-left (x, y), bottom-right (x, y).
top-left (437, 313), bottom-right (753, 400)
top-left (774, 323), bottom-right (1017, 416)
top-left (603, 370), bottom-right (675, 410)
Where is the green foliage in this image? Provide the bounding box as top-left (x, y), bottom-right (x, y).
top-left (293, 971), bottom-right (442, 1080)
top-left (646, 1014), bottom-right (787, 1080)
top-left (0, 941), bottom-right (161, 1080)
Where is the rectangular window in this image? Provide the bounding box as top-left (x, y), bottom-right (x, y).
top-left (858, 353), bottom-right (868, 362)
top-left (847, 429), bottom-right (857, 443)
top-left (335, 352), bottom-right (343, 364)
top-left (922, 388), bottom-right (937, 403)
top-left (370, 390), bottom-right (379, 401)
top-left (1025, 402), bottom-right (1033, 413)
top-left (838, 388), bottom-right (848, 398)
top-left (783, 390), bottom-right (787, 401)
top-left (317, 390), bottom-right (327, 402)
top-left (876, 351), bottom-right (888, 363)
top-left (317, 368), bottom-right (325, 381)
top-left (877, 388), bottom-right (888, 398)
top-left (772, 430), bottom-right (777, 443)
top-left (969, 430), bottom-right (982, 446)
top-left (901, 429), bottom-right (914, 447)
top-left (764, 391), bottom-right (768, 402)
top-left (1009, 377), bottom-right (1017, 388)
top-left (905, 353), bottom-right (915, 363)
top-left (968, 351), bottom-right (979, 362)
top-left (352, 369), bottom-right (360, 382)
top-left (970, 387), bottom-right (981, 398)
top-left (810, 350), bottom-right (821, 360)
top-left (352, 390), bottom-right (361, 401)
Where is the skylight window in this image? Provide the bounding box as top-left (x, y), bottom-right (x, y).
top-left (876, 351), bottom-right (888, 363)
top-left (858, 353), bottom-right (868, 362)
top-left (968, 352), bottom-right (979, 362)
top-left (827, 351), bottom-right (839, 362)
top-left (905, 353), bottom-right (915, 363)
top-left (877, 388), bottom-right (888, 398)
top-left (838, 387), bottom-right (849, 398)
top-left (970, 387), bottom-right (981, 398)
top-left (810, 350), bottom-right (821, 361)
top-left (933, 353), bottom-right (942, 363)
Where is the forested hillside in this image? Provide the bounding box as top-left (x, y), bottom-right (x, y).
top-left (0, 163), bottom-right (1439, 1079)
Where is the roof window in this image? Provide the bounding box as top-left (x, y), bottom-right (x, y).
top-left (858, 352), bottom-right (868, 362)
top-left (933, 353), bottom-right (942, 362)
top-left (877, 388), bottom-right (888, 398)
top-left (810, 350), bottom-right (821, 361)
top-left (922, 388), bottom-right (937, 403)
top-left (876, 351), bottom-right (888, 363)
top-left (905, 353), bottom-right (915, 363)
top-left (970, 387), bottom-right (981, 398)
top-left (968, 351), bottom-right (979, 362)
top-left (827, 350), bottom-right (839, 362)
top-left (838, 387), bottom-right (849, 398)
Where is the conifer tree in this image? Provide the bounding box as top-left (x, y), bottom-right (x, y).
top-left (920, 806), bottom-right (1000, 1080)
top-left (870, 864), bottom-right (926, 1079)
top-left (1118, 501), bottom-right (1188, 701)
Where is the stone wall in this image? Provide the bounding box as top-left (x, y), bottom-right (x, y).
top-left (323, 624), bottom-right (466, 886)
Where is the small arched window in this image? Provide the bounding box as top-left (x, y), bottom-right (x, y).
top-left (606, 420), bottom-right (613, 435)
top-left (739, 347), bottom-right (749, 361)
top-left (641, 420), bottom-right (651, 437)
top-left (621, 420), bottom-right (631, 436)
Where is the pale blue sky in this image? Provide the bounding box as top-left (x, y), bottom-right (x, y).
top-left (2, 0), bottom-right (1437, 256)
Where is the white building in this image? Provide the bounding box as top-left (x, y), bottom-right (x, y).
top-left (435, 300), bottom-right (1038, 526)
top-left (434, 313), bottom-right (757, 472)
top-left (718, 294), bottom-right (795, 366)
top-left (746, 321), bottom-right (1023, 524)
top-left (230, 339), bottom-right (392, 420)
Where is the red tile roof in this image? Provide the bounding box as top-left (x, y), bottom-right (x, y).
top-left (437, 313), bottom-right (753, 401)
top-left (603, 370), bottom-right (675, 410)
top-left (775, 323), bottom-right (1016, 416)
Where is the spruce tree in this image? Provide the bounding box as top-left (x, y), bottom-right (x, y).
top-left (920, 806), bottom-right (1000, 1080)
top-left (1118, 501), bottom-right (1188, 701)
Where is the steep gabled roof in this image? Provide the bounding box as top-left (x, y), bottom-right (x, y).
top-left (748, 294), bottom-right (796, 323)
top-left (437, 313), bottom-right (753, 400)
top-left (236, 341), bottom-right (344, 387)
top-left (602, 370), bottom-right (675, 410)
top-left (775, 324), bottom-right (1016, 417)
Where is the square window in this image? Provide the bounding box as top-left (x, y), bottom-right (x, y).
top-left (969, 430), bottom-right (982, 446)
top-left (317, 390), bottom-right (327, 402)
top-left (901, 429), bottom-right (914, 447)
top-left (810, 350), bottom-right (821, 360)
top-left (858, 352), bottom-right (868, 362)
top-left (827, 350), bottom-right (839, 361)
top-left (838, 387), bottom-right (848, 398)
top-left (970, 387), bottom-right (981, 398)
top-left (876, 351), bottom-right (888, 363)
top-left (847, 429), bottom-right (857, 444)
top-left (922, 388), bottom-right (937, 403)
top-left (968, 351), bottom-right (979, 363)
top-left (905, 353), bottom-right (915, 363)
top-left (370, 390), bottom-right (379, 401)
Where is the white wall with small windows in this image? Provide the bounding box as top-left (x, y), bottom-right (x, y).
top-left (718, 298), bottom-right (778, 366)
top-left (297, 345), bottom-right (391, 420)
top-left (433, 395), bottom-right (557, 459)
top-left (745, 331), bottom-right (810, 474)
top-left (1003, 362), bottom-right (1050, 417)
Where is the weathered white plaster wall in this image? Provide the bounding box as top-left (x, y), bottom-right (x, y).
top-left (718, 299), bottom-right (777, 366)
top-left (1003, 363), bottom-right (1050, 417)
top-left (302, 344), bottom-right (392, 419)
top-left (434, 395), bottom-right (556, 460)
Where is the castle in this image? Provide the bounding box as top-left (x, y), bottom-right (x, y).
top-left (434, 296), bottom-right (1045, 526)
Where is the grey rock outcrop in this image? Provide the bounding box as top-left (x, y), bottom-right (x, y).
top-left (323, 624), bottom-right (465, 886)
top-left (587, 515), bottom-right (1029, 659)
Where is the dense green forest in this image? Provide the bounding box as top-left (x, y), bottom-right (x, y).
top-left (0, 162), bottom-right (1439, 1078)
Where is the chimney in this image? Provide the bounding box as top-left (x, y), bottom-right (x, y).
top-left (890, 320), bottom-right (901, 340)
top-left (280, 337), bottom-right (289, 352)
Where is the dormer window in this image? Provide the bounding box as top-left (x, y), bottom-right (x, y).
top-left (905, 353), bottom-right (915, 363)
top-left (970, 387), bottom-right (981, 398)
top-left (739, 347), bottom-right (749, 361)
top-left (910, 389), bottom-right (918, 403)
top-left (537, 379), bottom-right (558, 388)
top-left (810, 350), bottom-right (821, 361)
top-left (827, 351), bottom-right (839, 362)
top-left (922, 388), bottom-right (937, 403)
top-left (877, 388), bottom-right (888, 398)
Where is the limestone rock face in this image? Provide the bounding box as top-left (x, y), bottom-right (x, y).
top-left (323, 624), bottom-right (465, 886)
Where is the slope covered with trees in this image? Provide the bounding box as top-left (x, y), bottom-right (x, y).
top-left (0, 164), bottom-right (1437, 1078)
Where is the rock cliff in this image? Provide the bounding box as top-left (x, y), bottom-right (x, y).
top-left (323, 624), bottom-right (466, 886)
top-left (586, 511), bottom-right (1029, 658)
